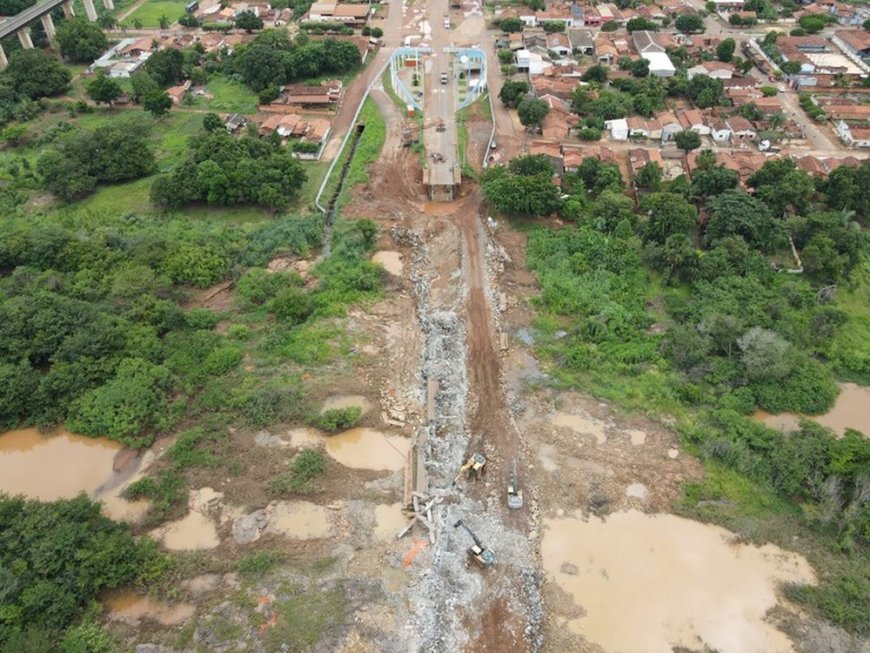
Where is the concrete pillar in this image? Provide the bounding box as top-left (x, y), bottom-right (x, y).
top-left (17, 28), bottom-right (34, 49)
top-left (62, 0), bottom-right (75, 17)
top-left (82, 0), bottom-right (98, 21)
top-left (0, 44), bottom-right (7, 71)
top-left (102, 0), bottom-right (114, 9)
top-left (41, 13), bottom-right (56, 41)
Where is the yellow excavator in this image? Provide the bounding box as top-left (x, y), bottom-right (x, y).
top-left (452, 453), bottom-right (486, 485)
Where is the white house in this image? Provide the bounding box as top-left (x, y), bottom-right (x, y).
top-left (687, 62), bottom-right (734, 80)
top-left (658, 112), bottom-right (682, 141)
top-left (605, 118), bottom-right (629, 140)
top-left (726, 116), bottom-right (757, 141)
top-left (710, 118), bottom-right (732, 143)
top-left (677, 109), bottom-right (711, 135)
top-left (515, 49), bottom-right (548, 75)
top-left (644, 51), bottom-right (676, 77)
top-left (837, 120), bottom-right (870, 147)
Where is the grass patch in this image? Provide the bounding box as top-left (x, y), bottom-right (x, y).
top-left (122, 0), bottom-right (187, 27)
top-left (335, 97), bottom-right (386, 210)
top-left (269, 449), bottom-right (327, 494)
top-left (194, 76), bottom-right (260, 115)
top-left (824, 263), bottom-right (870, 384)
top-left (237, 551), bottom-right (287, 578)
top-left (263, 584), bottom-right (347, 653)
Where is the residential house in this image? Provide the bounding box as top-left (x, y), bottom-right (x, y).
top-left (332, 3), bottom-right (371, 25)
top-left (594, 39), bottom-right (618, 65)
top-left (515, 49), bottom-right (549, 75)
top-left (687, 61), bottom-right (735, 80)
top-left (657, 111), bottom-right (681, 141)
top-left (629, 148), bottom-right (664, 179)
top-left (539, 94), bottom-right (579, 139)
top-left (531, 75), bottom-right (579, 101)
top-left (225, 113), bottom-right (247, 132)
top-left (568, 29), bottom-right (594, 55)
top-left (546, 32), bottom-right (572, 57)
top-left (832, 30), bottom-right (870, 63)
top-left (530, 141), bottom-right (564, 174)
top-left (726, 116), bottom-right (757, 141)
top-left (563, 149), bottom-right (583, 172)
top-left (710, 118), bottom-right (731, 143)
top-left (836, 120), bottom-right (870, 147)
top-left (166, 82), bottom-right (190, 105)
top-left (583, 6), bottom-right (602, 26)
top-left (605, 117), bottom-right (629, 140)
top-left (632, 31), bottom-right (675, 77)
top-left (279, 80), bottom-right (343, 107)
top-left (677, 109), bottom-right (710, 135)
top-left (627, 116), bottom-right (651, 139)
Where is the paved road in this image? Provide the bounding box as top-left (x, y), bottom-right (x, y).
top-left (422, 0), bottom-right (459, 192)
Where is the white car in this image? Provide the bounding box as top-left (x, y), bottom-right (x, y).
top-left (443, 19), bottom-right (450, 27)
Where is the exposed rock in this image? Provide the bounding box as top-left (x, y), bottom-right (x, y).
top-left (560, 562), bottom-right (579, 576)
top-left (254, 431), bottom-right (287, 447)
top-left (232, 509), bottom-right (267, 544)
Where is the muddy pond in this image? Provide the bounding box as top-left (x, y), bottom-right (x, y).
top-left (542, 510), bottom-right (815, 653)
top-left (755, 382), bottom-right (869, 436)
top-left (0, 428), bottom-right (148, 521)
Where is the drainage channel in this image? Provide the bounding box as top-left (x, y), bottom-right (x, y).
top-left (322, 123), bottom-right (366, 257)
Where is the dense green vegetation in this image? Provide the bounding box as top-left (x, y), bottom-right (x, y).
top-left (0, 205), bottom-right (381, 446)
top-left (0, 495), bottom-right (157, 648)
top-left (498, 153), bottom-right (869, 633)
top-left (151, 127), bottom-right (306, 209)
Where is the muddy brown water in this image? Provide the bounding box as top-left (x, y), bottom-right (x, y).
top-left (288, 427), bottom-right (410, 471)
top-left (267, 501), bottom-right (333, 539)
top-left (104, 590), bottom-right (195, 626)
top-left (542, 510), bottom-right (815, 653)
top-left (158, 511), bottom-right (220, 551)
top-left (0, 428), bottom-right (148, 520)
top-left (374, 502), bottom-right (410, 541)
top-left (320, 394), bottom-right (373, 415)
top-left (371, 250), bottom-right (404, 276)
top-left (754, 382), bottom-right (869, 437)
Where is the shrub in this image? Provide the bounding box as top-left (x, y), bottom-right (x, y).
top-left (270, 448), bottom-right (326, 493)
top-left (314, 406), bottom-right (361, 432)
top-left (752, 357), bottom-right (838, 414)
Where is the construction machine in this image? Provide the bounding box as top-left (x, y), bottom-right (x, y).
top-left (453, 519), bottom-right (495, 567)
top-left (401, 118), bottom-right (447, 146)
top-left (507, 460), bottom-right (523, 510)
top-left (453, 453), bottom-right (486, 485)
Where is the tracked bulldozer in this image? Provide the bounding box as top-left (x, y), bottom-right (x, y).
top-left (453, 519), bottom-right (495, 568)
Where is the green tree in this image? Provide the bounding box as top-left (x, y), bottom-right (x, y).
top-left (3, 49), bottom-right (71, 99)
top-left (482, 165), bottom-right (562, 217)
top-left (716, 37), bottom-right (736, 62)
top-left (86, 73), bottom-right (122, 105)
top-left (737, 326), bottom-right (792, 381)
top-left (517, 97), bottom-right (549, 129)
top-left (56, 18), bottom-right (108, 63)
top-left (690, 165), bottom-right (739, 198)
top-left (706, 189), bottom-right (778, 249)
top-left (626, 17), bottom-right (658, 31)
top-left (641, 192), bottom-right (698, 244)
top-left (144, 48), bottom-right (185, 87)
top-left (130, 71), bottom-right (158, 102)
top-left (674, 130), bottom-right (701, 151)
top-left (582, 64), bottom-right (609, 83)
top-left (498, 17), bottom-right (523, 32)
top-left (202, 112), bottom-right (223, 131)
top-left (158, 14), bottom-right (170, 28)
top-left (798, 14), bottom-right (827, 33)
top-left (498, 79), bottom-right (529, 107)
top-left (143, 89), bottom-right (172, 116)
top-left (675, 13), bottom-right (705, 33)
top-left (0, 494), bottom-right (156, 640)
top-left (748, 158), bottom-right (815, 215)
top-left (235, 9), bottom-right (264, 31)
top-left (634, 161), bottom-right (662, 191)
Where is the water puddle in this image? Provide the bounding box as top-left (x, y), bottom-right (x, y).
top-left (371, 251), bottom-right (404, 276)
top-left (755, 382), bottom-right (869, 437)
top-left (551, 412), bottom-right (607, 444)
top-left (0, 428), bottom-right (121, 500)
top-left (289, 427), bottom-right (410, 472)
top-left (542, 510), bottom-right (815, 653)
top-left (374, 502), bottom-right (410, 541)
top-left (158, 511), bottom-right (220, 551)
top-left (266, 501), bottom-right (333, 539)
top-left (105, 590), bottom-right (195, 626)
top-left (320, 394), bottom-right (373, 415)
top-left (0, 428), bottom-right (149, 521)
